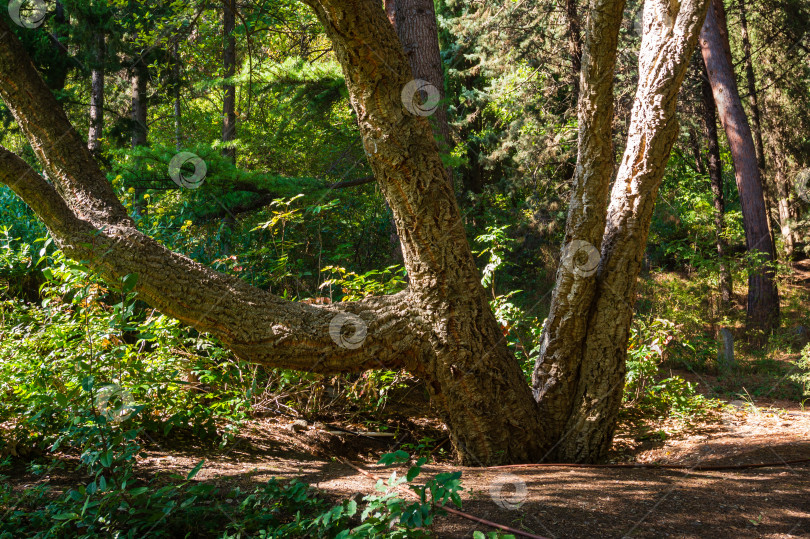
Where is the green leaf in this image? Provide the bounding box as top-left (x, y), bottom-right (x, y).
top-left (378, 450), bottom-right (409, 466)
top-left (187, 459), bottom-right (205, 480)
top-left (122, 273), bottom-right (138, 294)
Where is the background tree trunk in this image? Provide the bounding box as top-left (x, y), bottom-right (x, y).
top-left (737, 0), bottom-right (778, 241)
top-left (87, 32), bottom-right (105, 156)
top-left (173, 42), bottom-right (182, 152)
top-left (565, 0), bottom-right (583, 104)
top-left (222, 0), bottom-right (237, 164)
top-left (700, 0), bottom-right (780, 334)
top-left (131, 55), bottom-right (148, 216)
top-left (700, 56), bottom-right (732, 312)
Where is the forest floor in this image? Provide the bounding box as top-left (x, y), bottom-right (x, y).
top-left (5, 389), bottom-right (809, 538)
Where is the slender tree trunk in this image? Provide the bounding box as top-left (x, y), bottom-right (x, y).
top-left (700, 56), bottom-right (732, 311)
top-left (565, 0), bottom-right (583, 104)
top-left (700, 0), bottom-right (779, 334)
top-left (131, 56), bottom-right (148, 216)
top-left (687, 123), bottom-right (706, 175)
top-left (173, 42), bottom-right (182, 152)
top-left (222, 0), bottom-right (237, 164)
top-left (88, 32), bottom-right (105, 156)
top-left (393, 0), bottom-right (453, 186)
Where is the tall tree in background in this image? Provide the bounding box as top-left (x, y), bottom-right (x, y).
top-left (222, 0), bottom-right (237, 164)
top-left (87, 29), bottom-right (105, 156)
top-left (700, 0), bottom-right (779, 333)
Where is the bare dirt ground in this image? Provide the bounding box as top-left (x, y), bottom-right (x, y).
top-left (5, 392), bottom-right (810, 538)
top-left (100, 399), bottom-right (810, 537)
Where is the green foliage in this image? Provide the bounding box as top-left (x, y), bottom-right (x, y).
top-left (624, 317), bottom-right (721, 421)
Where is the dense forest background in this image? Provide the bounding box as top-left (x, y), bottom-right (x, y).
top-left (1, 0), bottom-right (810, 536)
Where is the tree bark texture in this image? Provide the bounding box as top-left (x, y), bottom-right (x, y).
top-left (534, 0), bottom-right (711, 462)
top-left (0, 12), bottom-right (545, 466)
top-left (700, 0), bottom-right (780, 333)
top-left (222, 0), bottom-right (237, 164)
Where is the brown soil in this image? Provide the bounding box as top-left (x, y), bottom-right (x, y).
top-left (8, 397), bottom-right (808, 538)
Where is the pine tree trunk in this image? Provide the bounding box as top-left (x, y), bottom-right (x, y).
top-left (700, 0), bottom-right (779, 334)
top-left (700, 56), bottom-right (732, 311)
top-left (737, 0), bottom-right (778, 244)
top-left (87, 32), bottom-right (105, 156)
top-left (222, 0), bottom-right (237, 164)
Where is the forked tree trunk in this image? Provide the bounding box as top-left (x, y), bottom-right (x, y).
top-left (700, 56), bottom-right (732, 311)
top-left (222, 0), bottom-right (237, 164)
top-left (88, 32), bottom-right (105, 156)
top-left (304, 0), bottom-right (548, 465)
top-left (700, 0), bottom-right (780, 333)
top-left (534, 0), bottom-right (711, 462)
top-left (0, 1), bottom-right (710, 465)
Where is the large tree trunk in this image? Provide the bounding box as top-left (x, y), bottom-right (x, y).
top-left (222, 0), bottom-right (237, 164)
top-left (700, 0), bottom-right (780, 334)
top-left (0, 10), bottom-right (545, 466)
top-left (700, 56), bottom-right (732, 312)
top-left (534, 0), bottom-right (711, 462)
top-left (392, 0), bottom-right (453, 185)
top-left (305, 0), bottom-right (548, 465)
top-left (87, 32), bottom-right (105, 156)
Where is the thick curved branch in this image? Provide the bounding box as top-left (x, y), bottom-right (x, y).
top-left (0, 18), bottom-right (425, 375)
